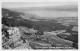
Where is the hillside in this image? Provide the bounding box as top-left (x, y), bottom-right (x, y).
top-left (2, 8), bottom-right (68, 31)
top-left (2, 8), bottom-right (33, 28)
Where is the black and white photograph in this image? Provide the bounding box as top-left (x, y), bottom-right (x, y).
top-left (1, 0), bottom-right (78, 50)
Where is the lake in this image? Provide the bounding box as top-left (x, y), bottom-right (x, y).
top-left (24, 10), bottom-right (78, 18)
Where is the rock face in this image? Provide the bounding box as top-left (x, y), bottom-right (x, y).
top-left (2, 27), bottom-right (32, 49)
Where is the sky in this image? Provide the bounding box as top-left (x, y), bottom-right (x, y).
top-left (2, 0), bottom-right (77, 8)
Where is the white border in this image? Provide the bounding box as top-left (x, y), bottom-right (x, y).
top-left (0, 0), bottom-right (78, 2)
top-left (0, 0), bottom-right (79, 51)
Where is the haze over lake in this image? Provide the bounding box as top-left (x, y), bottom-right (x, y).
top-left (25, 10), bottom-right (78, 18)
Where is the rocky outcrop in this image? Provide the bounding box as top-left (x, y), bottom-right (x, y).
top-left (2, 27), bottom-right (32, 49)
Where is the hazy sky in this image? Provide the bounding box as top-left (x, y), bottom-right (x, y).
top-left (2, 0), bottom-right (78, 18)
top-left (2, 1), bottom-right (77, 8)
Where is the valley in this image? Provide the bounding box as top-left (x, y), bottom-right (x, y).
top-left (2, 8), bottom-right (78, 49)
